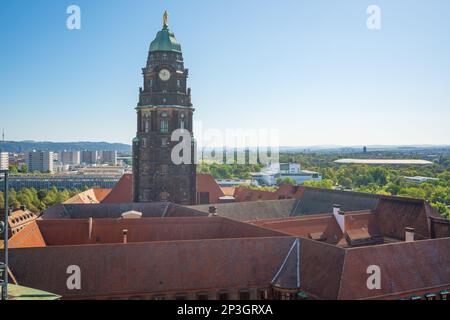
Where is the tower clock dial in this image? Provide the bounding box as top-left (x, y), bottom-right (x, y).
top-left (159, 69), bottom-right (171, 81)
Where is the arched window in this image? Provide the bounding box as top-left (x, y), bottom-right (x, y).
top-left (180, 113), bottom-right (186, 129)
top-left (160, 112), bottom-right (169, 133)
top-left (142, 112), bottom-right (150, 133)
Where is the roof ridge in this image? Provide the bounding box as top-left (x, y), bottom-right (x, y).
top-left (271, 238), bottom-right (300, 286)
top-left (336, 248), bottom-right (348, 300)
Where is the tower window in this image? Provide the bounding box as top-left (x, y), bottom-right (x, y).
top-left (180, 113), bottom-right (186, 129)
top-left (177, 79), bottom-right (181, 87)
top-left (149, 79), bottom-right (153, 87)
top-left (160, 112), bottom-right (169, 133)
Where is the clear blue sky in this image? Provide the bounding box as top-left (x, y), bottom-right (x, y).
top-left (1, 0), bottom-right (449, 146)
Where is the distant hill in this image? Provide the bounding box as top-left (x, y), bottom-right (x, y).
top-left (0, 141), bottom-right (132, 153)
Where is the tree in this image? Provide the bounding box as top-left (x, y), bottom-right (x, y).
top-left (398, 187), bottom-right (427, 199)
top-left (431, 202), bottom-right (450, 219)
top-left (276, 177), bottom-right (296, 185)
top-left (21, 164), bottom-right (28, 173)
top-left (303, 179), bottom-right (334, 189)
top-left (9, 165), bottom-right (19, 174)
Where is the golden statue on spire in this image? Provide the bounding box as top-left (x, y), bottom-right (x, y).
top-left (163, 10), bottom-right (169, 28)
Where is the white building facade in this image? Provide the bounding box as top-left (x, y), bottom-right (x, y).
top-left (251, 163), bottom-right (322, 186)
top-left (26, 151), bottom-right (54, 173)
top-left (59, 151), bottom-right (81, 166)
top-left (0, 152), bottom-right (9, 170)
top-left (99, 151), bottom-right (118, 165)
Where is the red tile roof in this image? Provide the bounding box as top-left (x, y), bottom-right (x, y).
top-left (8, 236), bottom-right (296, 299)
top-left (8, 221), bottom-right (46, 249)
top-left (101, 174), bottom-right (133, 203)
top-left (100, 173), bottom-right (225, 204)
top-left (64, 188), bottom-right (112, 204)
top-left (196, 174), bottom-right (225, 203)
top-left (29, 217), bottom-right (284, 247)
top-left (338, 238), bottom-right (450, 299)
top-left (269, 236), bottom-right (450, 300)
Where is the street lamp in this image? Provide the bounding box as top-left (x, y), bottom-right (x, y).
top-left (0, 170), bottom-right (9, 301)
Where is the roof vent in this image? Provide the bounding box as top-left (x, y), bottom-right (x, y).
top-left (121, 211), bottom-right (143, 219)
top-left (208, 206), bottom-right (217, 217)
top-left (123, 229), bottom-right (128, 244)
top-left (405, 227), bottom-right (415, 242)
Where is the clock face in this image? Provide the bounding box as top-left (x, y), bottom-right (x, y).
top-left (159, 69), bottom-right (171, 81)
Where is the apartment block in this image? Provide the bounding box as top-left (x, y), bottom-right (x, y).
top-left (26, 151), bottom-right (54, 173)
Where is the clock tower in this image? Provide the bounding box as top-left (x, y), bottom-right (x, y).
top-left (132, 12), bottom-right (196, 205)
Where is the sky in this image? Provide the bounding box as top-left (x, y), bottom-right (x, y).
top-left (0, 0), bottom-right (449, 146)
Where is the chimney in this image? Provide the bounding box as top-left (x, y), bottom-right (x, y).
top-left (88, 217), bottom-right (93, 240)
top-left (333, 204), bottom-right (345, 233)
top-left (405, 227), bottom-right (415, 242)
top-left (20, 205), bottom-right (26, 211)
top-left (123, 229), bottom-right (128, 244)
top-left (208, 206), bottom-right (217, 217)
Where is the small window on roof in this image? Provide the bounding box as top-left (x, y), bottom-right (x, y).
top-left (258, 288), bottom-right (269, 300)
top-left (217, 291), bottom-right (229, 300)
top-left (239, 289), bottom-right (251, 300)
top-left (175, 293), bottom-right (187, 300)
top-left (196, 292), bottom-right (209, 300)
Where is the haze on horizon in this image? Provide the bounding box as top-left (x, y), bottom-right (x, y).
top-left (1, 0), bottom-right (449, 146)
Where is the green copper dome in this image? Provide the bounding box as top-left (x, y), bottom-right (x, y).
top-left (149, 26), bottom-right (182, 53)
